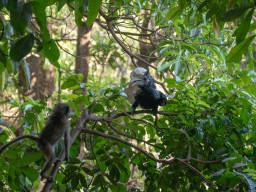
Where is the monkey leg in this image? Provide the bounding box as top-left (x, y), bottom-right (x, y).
top-left (131, 101), bottom-right (139, 115)
top-left (152, 107), bottom-right (159, 125)
top-left (152, 107), bottom-right (158, 116)
top-left (40, 144), bottom-right (56, 182)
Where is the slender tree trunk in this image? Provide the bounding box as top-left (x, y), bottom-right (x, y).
top-left (75, 22), bottom-right (92, 160)
top-left (126, 10), bottom-right (156, 104)
top-left (75, 22), bottom-right (92, 91)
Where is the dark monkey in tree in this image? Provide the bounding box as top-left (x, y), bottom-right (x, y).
top-left (130, 69), bottom-right (167, 115)
top-left (0, 103), bottom-right (73, 181)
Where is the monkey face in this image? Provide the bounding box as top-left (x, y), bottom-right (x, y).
top-left (130, 67), bottom-right (148, 87)
top-left (53, 103), bottom-right (74, 117)
top-left (130, 68), bottom-right (156, 88)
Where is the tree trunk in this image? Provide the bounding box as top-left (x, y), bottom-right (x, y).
top-left (75, 22), bottom-right (92, 160)
top-left (75, 22), bottom-right (92, 89)
top-left (18, 54), bottom-right (55, 101)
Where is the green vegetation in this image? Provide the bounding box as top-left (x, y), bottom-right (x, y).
top-left (0, 0), bottom-right (255, 191)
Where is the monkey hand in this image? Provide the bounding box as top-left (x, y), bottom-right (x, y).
top-left (40, 173), bottom-right (53, 182)
top-left (65, 155), bottom-right (70, 163)
top-left (131, 106), bottom-right (136, 115)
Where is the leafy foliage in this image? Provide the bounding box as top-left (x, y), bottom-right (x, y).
top-left (0, 0), bottom-right (255, 191)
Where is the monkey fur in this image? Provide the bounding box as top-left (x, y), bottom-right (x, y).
top-left (0, 103), bottom-right (73, 181)
top-left (131, 71), bottom-right (167, 115)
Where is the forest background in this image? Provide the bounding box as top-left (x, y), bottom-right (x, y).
top-left (0, 0), bottom-right (256, 191)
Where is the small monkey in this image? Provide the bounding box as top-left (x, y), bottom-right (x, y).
top-left (0, 103), bottom-right (73, 181)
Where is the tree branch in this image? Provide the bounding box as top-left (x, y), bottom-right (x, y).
top-left (81, 128), bottom-right (218, 191)
top-left (41, 109), bottom-right (218, 191)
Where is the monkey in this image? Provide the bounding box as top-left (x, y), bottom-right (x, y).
top-left (0, 103), bottom-right (73, 181)
top-left (131, 72), bottom-right (167, 115)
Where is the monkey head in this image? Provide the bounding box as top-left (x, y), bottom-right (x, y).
top-left (130, 67), bottom-right (155, 88)
top-left (51, 103), bottom-right (74, 118)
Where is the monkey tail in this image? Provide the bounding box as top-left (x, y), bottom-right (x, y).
top-left (0, 135), bottom-right (40, 154)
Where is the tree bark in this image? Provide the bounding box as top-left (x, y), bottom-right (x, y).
top-left (18, 54), bottom-right (55, 100)
top-left (75, 22), bottom-right (92, 88)
top-left (75, 22), bottom-right (92, 160)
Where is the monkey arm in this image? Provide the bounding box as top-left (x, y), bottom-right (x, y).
top-left (131, 100), bottom-right (140, 114)
top-left (138, 85), bottom-right (160, 100)
top-left (64, 126), bottom-right (70, 162)
top-left (0, 135), bottom-right (39, 154)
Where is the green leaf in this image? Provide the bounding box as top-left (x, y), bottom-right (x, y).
top-left (197, 100), bottom-right (211, 109)
top-left (21, 60), bottom-right (31, 89)
top-left (157, 60), bottom-right (177, 72)
top-left (62, 170), bottom-right (77, 183)
top-left (57, 0), bottom-right (66, 11)
top-left (0, 71), bottom-right (7, 91)
top-left (0, 0), bottom-right (7, 8)
top-left (109, 164), bottom-right (120, 184)
top-left (234, 9), bottom-right (254, 44)
top-left (166, 6), bottom-right (183, 20)
top-left (61, 74), bottom-right (83, 89)
top-left (78, 173), bottom-right (87, 187)
top-left (10, 2), bottom-right (32, 33)
top-left (249, 23), bottom-right (256, 32)
top-left (0, 50), bottom-right (7, 72)
top-left (32, 1), bottom-right (50, 41)
top-left (71, 174), bottom-right (80, 189)
top-left (10, 33), bottom-right (34, 61)
top-left (234, 170), bottom-right (256, 191)
top-left (17, 151), bottom-right (43, 167)
top-left (221, 6), bottom-right (251, 22)
top-left (173, 58), bottom-right (183, 76)
top-left (110, 183), bottom-right (127, 192)
top-left (41, 40), bottom-right (60, 68)
top-left (87, 0), bottom-right (101, 26)
top-left (75, 0), bottom-right (83, 26)
top-left (22, 167), bottom-right (39, 181)
top-left (4, 23), bottom-right (14, 38)
top-left (226, 35), bottom-right (255, 63)
top-left (88, 103), bottom-right (104, 113)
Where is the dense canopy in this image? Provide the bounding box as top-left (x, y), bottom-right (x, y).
top-left (0, 0), bottom-right (255, 191)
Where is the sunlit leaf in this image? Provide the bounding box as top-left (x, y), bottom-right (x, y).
top-left (87, 0), bottom-right (101, 26)
top-left (166, 6), bottom-right (183, 20)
